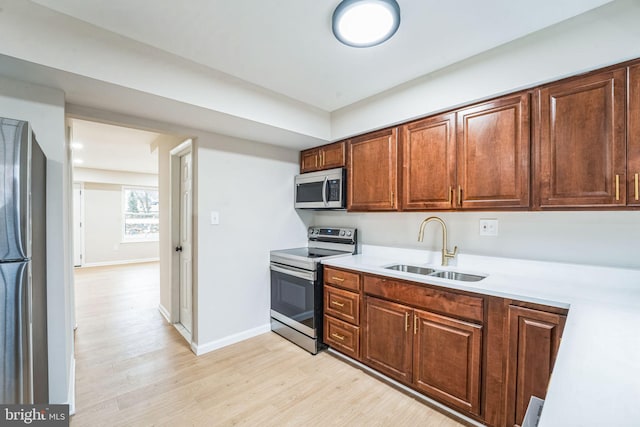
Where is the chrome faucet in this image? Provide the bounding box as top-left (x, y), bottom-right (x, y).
top-left (418, 216), bottom-right (458, 266)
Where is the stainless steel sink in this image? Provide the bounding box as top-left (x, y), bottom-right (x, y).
top-left (384, 264), bottom-right (486, 282)
top-left (385, 264), bottom-right (438, 275)
top-left (428, 271), bottom-right (486, 282)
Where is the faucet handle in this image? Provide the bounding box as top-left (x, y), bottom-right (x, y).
top-left (446, 246), bottom-right (458, 258)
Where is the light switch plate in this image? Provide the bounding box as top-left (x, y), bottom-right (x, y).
top-left (210, 211), bottom-right (220, 225)
top-left (479, 219), bottom-right (498, 236)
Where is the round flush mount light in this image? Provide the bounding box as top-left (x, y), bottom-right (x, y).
top-left (332, 0), bottom-right (401, 48)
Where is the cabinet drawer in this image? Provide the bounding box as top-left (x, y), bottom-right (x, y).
top-left (324, 267), bottom-right (361, 291)
top-left (363, 275), bottom-right (483, 323)
top-left (324, 316), bottom-right (360, 359)
top-left (324, 285), bottom-right (360, 325)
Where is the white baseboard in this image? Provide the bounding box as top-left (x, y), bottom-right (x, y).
top-left (192, 324), bottom-right (271, 356)
top-left (157, 304), bottom-right (171, 323)
top-left (79, 258), bottom-right (159, 268)
top-left (67, 356), bottom-right (76, 415)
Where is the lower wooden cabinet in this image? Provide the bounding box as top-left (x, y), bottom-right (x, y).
top-left (323, 268), bottom-right (362, 360)
top-left (505, 305), bottom-right (566, 427)
top-left (413, 309), bottom-right (483, 415)
top-left (363, 297), bottom-right (413, 383)
top-left (363, 295), bottom-right (483, 416)
top-left (323, 268), bottom-right (568, 427)
top-left (324, 316), bottom-right (359, 359)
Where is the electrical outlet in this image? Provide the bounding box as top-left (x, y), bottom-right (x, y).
top-left (479, 219), bottom-right (498, 236)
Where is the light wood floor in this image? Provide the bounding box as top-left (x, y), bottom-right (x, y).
top-left (72, 262), bottom-right (464, 427)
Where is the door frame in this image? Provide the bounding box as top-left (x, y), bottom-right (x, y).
top-left (72, 182), bottom-right (85, 267)
top-left (169, 139), bottom-right (195, 344)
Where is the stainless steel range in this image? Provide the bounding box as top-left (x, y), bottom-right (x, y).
top-left (270, 227), bottom-right (357, 354)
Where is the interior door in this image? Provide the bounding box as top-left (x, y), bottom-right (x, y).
top-left (72, 183), bottom-right (83, 267)
top-left (179, 152), bottom-right (193, 334)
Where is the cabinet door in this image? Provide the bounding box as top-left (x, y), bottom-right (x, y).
top-left (348, 128), bottom-right (398, 211)
top-left (401, 113), bottom-right (456, 210)
top-left (628, 63), bottom-right (640, 206)
top-left (456, 93), bottom-right (530, 209)
top-left (321, 141), bottom-right (346, 170)
top-left (363, 296), bottom-right (412, 383)
top-left (300, 148), bottom-right (320, 173)
top-left (535, 68), bottom-right (626, 208)
top-left (413, 309), bottom-right (482, 415)
top-left (505, 306), bottom-right (566, 427)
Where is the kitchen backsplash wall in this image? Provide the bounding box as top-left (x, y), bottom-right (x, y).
top-left (313, 211), bottom-right (640, 269)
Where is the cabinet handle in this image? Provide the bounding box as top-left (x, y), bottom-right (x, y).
top-left (390, 190), bottom-right (394, 207)
top-left (458, 186), bottom-right (462, 206)
top-left (331, 300), bottom-right (344, 308)
top-left (635, 173), bottom-right (639, 201)
top-left (331, 276), bottom-right (345, 282)
top-left (615, 174), bottom-right (620, 201)
top-left (414, 314), bottom-right (418, 334)
top-left (320, 151), bottom-right (324, 166)
top-left (331, 332), bottom-right (345, 341)
top-left (448, 186), bottom-right (452, 204)
top-left (405, 312), bottom-right (410, 332)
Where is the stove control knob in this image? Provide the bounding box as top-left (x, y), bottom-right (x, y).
top-left (340, 230), bottom-right (345, 236)
top-left (347, 231), bottom-right (352, 237)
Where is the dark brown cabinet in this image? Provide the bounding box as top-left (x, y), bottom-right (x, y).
top-left (323, 267), bottom-right (362, 360)
top-left (535, 68), bottom-right (627, 208)
top-left (400, 94), bottom-right (530, 211)
top-left (363, 276), bottom-right (484, 417)
top-left (300, 141), bottom-right (346, 173)
top-left (363, 296), bottom-right (413, 383)
top-left (628, 62), bottom-right (640, 206)
top-left (413, 309), bottom-right (482, 415)
top-left (401, 113), bottom-right (456, 210)
top-left (505, 305), bottom-right (566, 427)
top-left (348, 128), bottom-right (398, 211)
top-left (456, 93), bottom-right (531, 209)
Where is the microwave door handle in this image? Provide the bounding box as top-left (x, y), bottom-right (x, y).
top-left (322, 177), bottom-right (328, 207)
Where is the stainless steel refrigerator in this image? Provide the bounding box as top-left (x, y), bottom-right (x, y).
top-left (0, 117), bottom-right (48, 404)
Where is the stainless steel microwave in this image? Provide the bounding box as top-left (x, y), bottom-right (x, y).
top-left (294, 167), bottom-right (346, 209)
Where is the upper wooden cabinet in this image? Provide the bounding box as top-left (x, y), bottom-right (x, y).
top-left (505, 305), bottom-right (566, 427)
top-left (456, 93), bottom-right (531, 209)
top-left (400, 94), bottom-right (530, 211)
top-left (300, 141), bottom-right (346, 173)
top-left (628, 62), bottom-right (640, 206)
top-left (401, 113), bottom-right (456, 210)
top-left (348, 128), bottom-right (398, 211)
top-left (535, 68), bottom-right (627, 208)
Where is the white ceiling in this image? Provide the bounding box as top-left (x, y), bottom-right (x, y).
top-left (70, 119), bottom-right (161, 174)
top-left (30, 0), bottom-right (613, 112)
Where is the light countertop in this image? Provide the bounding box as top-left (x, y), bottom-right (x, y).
top-left (321, 245), bottom-right (640, 427)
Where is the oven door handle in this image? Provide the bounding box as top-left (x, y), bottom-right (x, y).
top-left (270, 264), bottom-right (315, 281)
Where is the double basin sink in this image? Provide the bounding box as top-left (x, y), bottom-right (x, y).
top-left (385, 264), bottom-right (486, 282)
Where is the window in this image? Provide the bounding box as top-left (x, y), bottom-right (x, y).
top-left (122, 186), bottom-right (159, 242)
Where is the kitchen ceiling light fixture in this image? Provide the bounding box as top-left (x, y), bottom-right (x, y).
top-left (332, 0), bottom-right (400, 48)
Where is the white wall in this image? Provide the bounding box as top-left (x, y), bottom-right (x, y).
top-left (0, 76), bottom-right (72, 404)
top-left (313, 211), bottom-right (640, 269)
top-left (81, 182), bottom-right (159, 265)
top-left (331, 0), bottom-right (640, 139)
top-left (194, 135), bottom-right (312, 351)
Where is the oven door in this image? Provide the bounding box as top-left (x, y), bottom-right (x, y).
top-left (270, 263), bottom-right (317, 338)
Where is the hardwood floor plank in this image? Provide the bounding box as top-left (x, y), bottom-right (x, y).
top-left (71, 263), bottom-right (464, 426)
